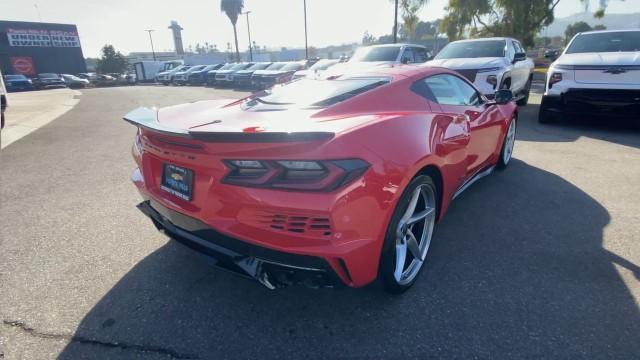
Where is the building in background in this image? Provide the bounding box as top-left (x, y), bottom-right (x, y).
top-left (126, 51), bottom-right (183, 63)
top-left (168, 21), bottom-right (185, 56)
top-left (0, 21), bottom-right (87, 76)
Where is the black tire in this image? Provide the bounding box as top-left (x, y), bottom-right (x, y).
top-left (497, 115), bottom-right (517, 169)
top-left (516, 77), bottom-right (532, 106)
top-left (500, 78), bottom-right (511, 90)
top-left (379, 175), bottom-right (438, 294)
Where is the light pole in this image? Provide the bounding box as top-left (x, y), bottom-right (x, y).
top-left (243, 11), bottom-right (253, 62)
top-left (144, 29), bottom-right (156, 61)
top-left (303, 0), bottom-right (308, 59)
top-left (34, 4), bottom-right (43, 22)
top-left (393, 0), bottom-right (398, 44)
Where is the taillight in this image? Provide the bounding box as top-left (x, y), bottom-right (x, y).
top-left (223, 159), bottom-right (370, 192)
top-left (548, 72), bottom-right (562, 88)
top-left (132, 128), bottom-right (143, 165)
top-left (276, 75), bottom-right (292, 84)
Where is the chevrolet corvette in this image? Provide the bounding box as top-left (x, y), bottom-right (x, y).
top-left (125, 65), bottom-right (517, 293)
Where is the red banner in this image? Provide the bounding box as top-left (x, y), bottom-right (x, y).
top-left (10, 57), bottom-right (36, 76)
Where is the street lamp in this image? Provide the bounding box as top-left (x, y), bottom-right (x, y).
top-left (303, 0), bottom-right (308, 59)
top-left (242, 11), bottom-right (253, 62)
top-left (144, 29), bottom-right (157, 61)
top-left (393, 0), bottom-right (398, 44)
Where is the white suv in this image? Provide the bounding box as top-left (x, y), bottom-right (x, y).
top-left (539, 30), bottom-right (640, 123)
top-left (427, 37), bottom-right (534, 105)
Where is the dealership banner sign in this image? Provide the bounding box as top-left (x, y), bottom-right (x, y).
top-left (6, 28), bottom-right (81, 47)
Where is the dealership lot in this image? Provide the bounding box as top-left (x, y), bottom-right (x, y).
top-left (1, 85), bottom-right (639, 359)
top-left (1, 88), bottom-right (81, 149)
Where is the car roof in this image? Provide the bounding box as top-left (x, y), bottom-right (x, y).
top-left (337, 64), bottom-right (452, 81)
top-left (363, 43), bottom-right (426, 49)
top-left (450, 37), bottom-right (513, 43)
top-left (578, 29), bottom-right (640, 35)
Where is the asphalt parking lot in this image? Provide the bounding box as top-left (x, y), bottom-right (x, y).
top-left (1, 84), bottom-right (639, 359)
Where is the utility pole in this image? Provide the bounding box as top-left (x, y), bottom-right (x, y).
top-left (304, 0), bottom-right (309, 59)
top-left (244, 11), bottom-right (253, 62)
top-left (34, 4), bottom-right (43, 22)
top-left (393, 0), bottom-right (398, 43)
top-left (144, 29), bottom-right (157, 61)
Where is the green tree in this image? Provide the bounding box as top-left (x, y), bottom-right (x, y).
top-left (414, 20), bottom-right (439, 41)
top-left (441, 0), bottom-right (566, 47)
top-left (362, 31), bottom-right (376, 45)
top-left (396, 0), bottom-right (430, 41)
top-left (564, 21), bottom-right (593, 42)
top-left (95, 45), bottom-right (127, 74)
top-left (391, 0), bottom-right (429, 42)
top-left (439, 0), bottom-right (622, 47)
top-left (220, 0), bottom-right (244, 62)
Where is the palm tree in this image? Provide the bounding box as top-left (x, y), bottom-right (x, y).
top-left (220, 0), bottom-right (244, 62)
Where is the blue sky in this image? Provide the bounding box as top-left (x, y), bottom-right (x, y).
top-left (2, 0), bottom-right (637, 57)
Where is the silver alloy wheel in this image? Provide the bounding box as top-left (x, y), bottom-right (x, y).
top-left (394, 184), bottom-right (436, 285)
top-left (503, 118), bottom-right (516, 165)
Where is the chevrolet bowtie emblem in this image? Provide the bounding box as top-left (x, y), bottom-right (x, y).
top-left (603, 68), bottom-right (627, 75)
top-left (171, 173), bottom-right (184, 181)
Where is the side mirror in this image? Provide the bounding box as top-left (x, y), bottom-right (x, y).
top-left (493, 89), bottom-right (514, 105)
top-left (401, 57), bottom-right (411, 64)
top-left (513, 52), bottom-right (527, 63)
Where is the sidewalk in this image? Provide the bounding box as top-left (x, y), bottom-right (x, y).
top-left (1, 88), bottom-right (81, 149)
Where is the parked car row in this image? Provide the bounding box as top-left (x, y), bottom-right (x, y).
top-left (156, 60), bottom-right (328, 90)
top-left (2, 72), bottom-right (137, 91)
top-left (159, 44), bottom-right (435, 90)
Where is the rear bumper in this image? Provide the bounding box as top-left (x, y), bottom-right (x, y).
top-left (137, 199), bottom-right (346, 289)
top-left (234, 76), bottom-right (252, 87)
top-left (255, 77), bottom-right (277, 89)
top-left (542, 89), bottom-right (640, 119)
top-left (130, 162), bottom-right (386, 289)
top-left (6, 83), bottom-right (34, 91)
top-left (187, 75), bottom-right (205, 84)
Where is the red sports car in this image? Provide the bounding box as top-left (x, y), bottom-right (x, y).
top-left (125, 65), bottom-right (518, 293)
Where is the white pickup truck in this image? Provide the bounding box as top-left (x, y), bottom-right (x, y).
top-left (539, 30), bottom-right (640, 123)
top-left (426, 37), bottom-right (535, 105)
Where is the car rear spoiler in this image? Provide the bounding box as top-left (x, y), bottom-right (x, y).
top-left (123, 107), bottom-right (335, 143)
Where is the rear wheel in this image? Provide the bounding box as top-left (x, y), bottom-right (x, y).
top-left (516, 77), bottom-right (532, 106)
top-left (497, 115), bottom-right (517, 169)
top-left (380, 175), bottom-right (438, 294)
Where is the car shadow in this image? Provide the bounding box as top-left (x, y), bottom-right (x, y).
top-left (518, 92), bottom-right (640, 150)
top-left (57, 160), bottom-right (640, 359)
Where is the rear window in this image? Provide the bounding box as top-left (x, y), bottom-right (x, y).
top-left (231, 63), bottom-right (250, 70)
top-left (5, 75), bottom-right (27, 80)
top-left (566, 31), bottom-right (640, 53)
top-left (248, 63), bottom-right (271, 70)
top-left (39, 73), bottom-right (59, 78)
top-left (266, 63), bottom-right (286, 70)
top-left (435, 40), bottom-right (506, 59)
top-left (243, 77), bottom-right (390, 109)
top-left (309, 60), bottom-right (339, 71)
top-left (350, 46), bottom-right (401, 62)
top-left (281, 63), bottom-right (304, 71)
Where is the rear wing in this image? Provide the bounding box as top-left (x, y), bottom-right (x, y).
top-left (123, 107), bottom-right (334, 143)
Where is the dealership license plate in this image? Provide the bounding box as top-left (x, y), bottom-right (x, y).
top-left (161, 164), bottom-right (194, 201)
